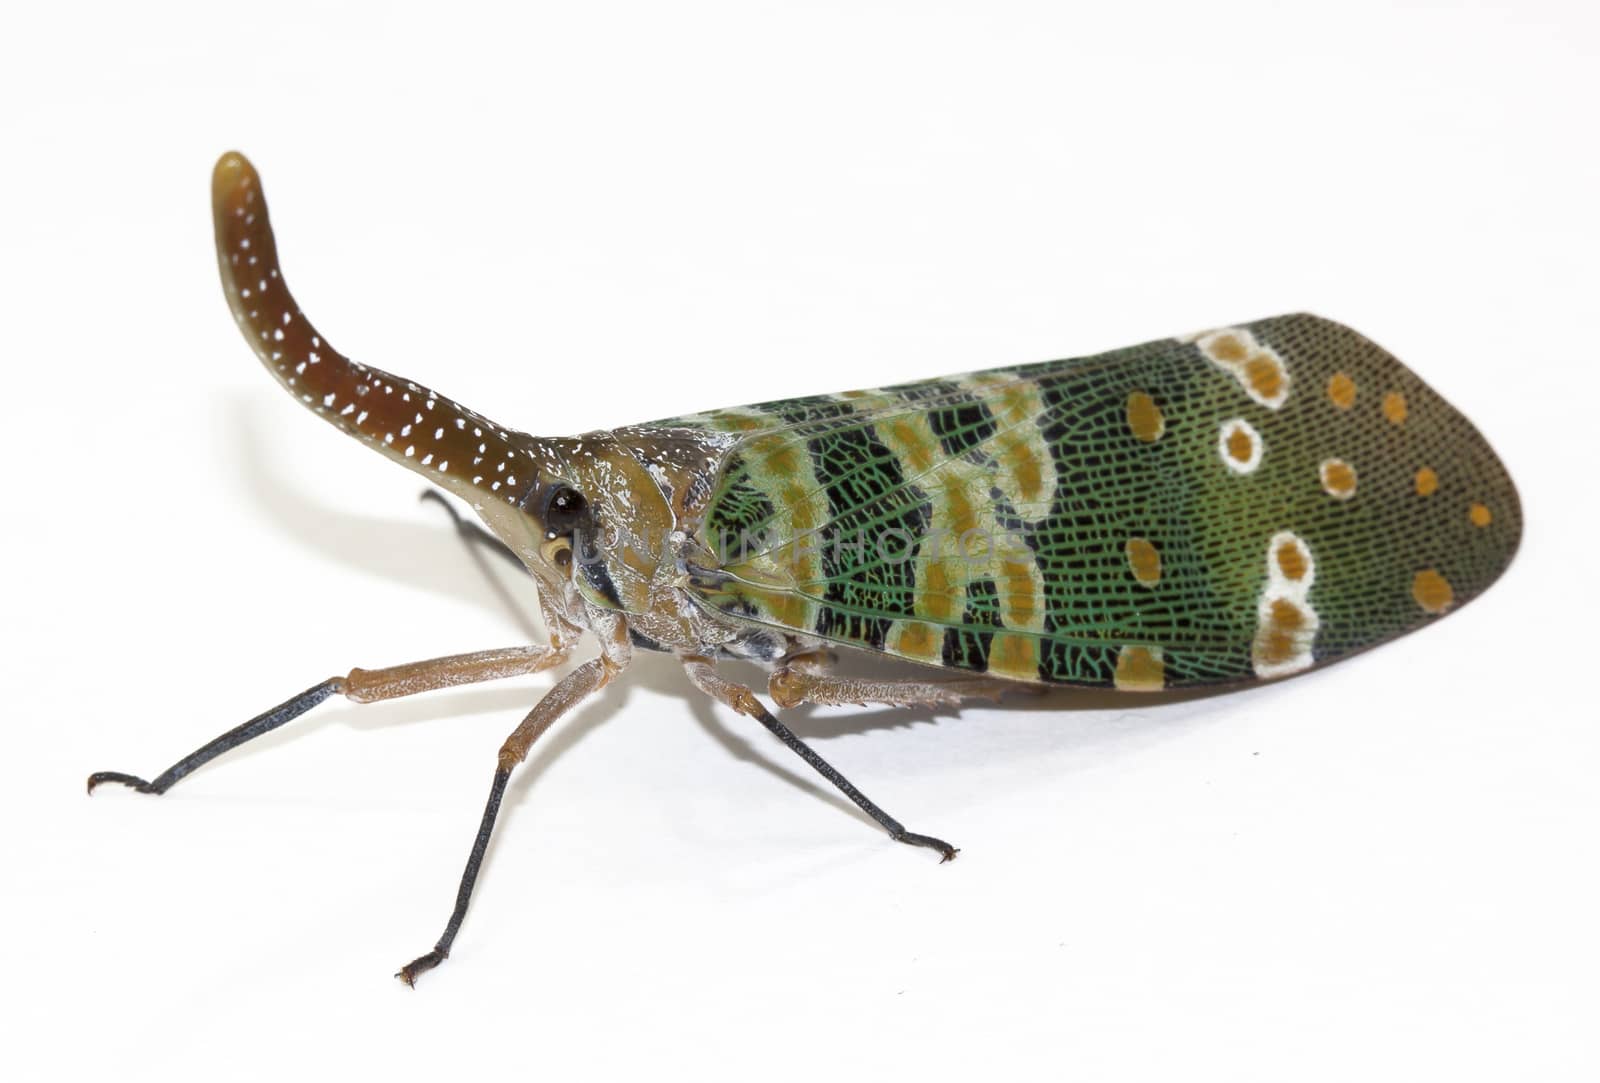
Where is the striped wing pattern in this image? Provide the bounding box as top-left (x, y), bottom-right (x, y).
top-left (645, 315), bottom-right (1521, 690)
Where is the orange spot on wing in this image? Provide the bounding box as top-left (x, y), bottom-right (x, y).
top-left (1208, 333), bottom-right (1248, 362)
top-left (1256, 629), bottom-right (1296, 667)
top-left (1320, 458), bottom-right (1357, 499)
top-left (1327, 372), bottom-right (1357, 409)
top-left (892, 620), bottom-right (941, 662)
top-left (1227, 427), bottom-right (1254, 462)
top-left (1469, 502), bottom-right (1493, 527)
top-left (1125, 390), bottom-right (1165, 443)
top-left (943, 477), bottom-right (979, 538)
top-left (889, 419), bottom-right (937, 473)
top-left (1275, 540), bottom-right (1308, 582)
top-left (921, 561), bottom-right (958, 623)
top-left (1269, 597), bottom-right (1306, 630)
top-left (997, 559), bottom-right (1041, 626)
top-left (997, 437), bottom-right (1045, 503)
top-left (1114, 646), bottom-right (1165, 692)
top-left (991, 383), bottom-right (1033, 427)
top-left (1383, 391), bottom-right (1408, 425)
top-left (765, 445), bottom-right (801, 476)
top-left (988, 633), bottom-right (1039, 681)
top-left (1415, 467), bottom-right (1439, 496)
top-left (1201, 331), bottom-right (1288, 408)
top-left (1244, 353), bottom-right (1284, 401)
top-left (1412, 568), bottom-right (1454, 614)
top-left (1253, 598), bottom-right (1314, 670)
top-left (774, 593), bottom-right (812, 630)
top-left (779, 481), bottom-right (817, 529)
top-left (1125, 538), bottom-right (1162, 586)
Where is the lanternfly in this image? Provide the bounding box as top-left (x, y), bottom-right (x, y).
top-left (89, 153), bottom-right (1522, 985)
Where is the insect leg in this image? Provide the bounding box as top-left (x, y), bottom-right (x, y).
top-left (396, 654), bottom-right (621, 987)
top-left (681, 656), bottom-right (958, 862)
top-left (769, 651), bottom-right (1034, 710)
top-left (420, 488), bottom-right (527, 576)
top-left (87, 644), bottom-right (571, 796)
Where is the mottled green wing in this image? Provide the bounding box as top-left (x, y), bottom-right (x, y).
top-left (644, 314), bottom-right (1521, 690)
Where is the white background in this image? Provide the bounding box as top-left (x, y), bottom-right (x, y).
top-left (4, 1), bottom-right (1596, 1079)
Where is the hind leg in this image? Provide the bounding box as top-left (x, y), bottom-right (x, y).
top-left (767, 650), bottom-right (1036, 710)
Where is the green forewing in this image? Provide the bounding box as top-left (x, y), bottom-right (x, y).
top-left (644, 315), bottom-right (1520, 690)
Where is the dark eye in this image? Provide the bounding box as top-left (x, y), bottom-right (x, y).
top-left (543, 485), bottom-right (587, 537)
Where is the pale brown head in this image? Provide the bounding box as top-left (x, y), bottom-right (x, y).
top-left (211, 152), bottom-right (663, 608)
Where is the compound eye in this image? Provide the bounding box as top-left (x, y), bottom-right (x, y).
top-left (543, 485), bottom-right (587, 538)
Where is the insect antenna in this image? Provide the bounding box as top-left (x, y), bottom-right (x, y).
top-left (419, 489), bottom-right (526, 575)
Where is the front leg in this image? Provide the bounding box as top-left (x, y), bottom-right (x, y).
top-left (394, 655), bottom-right (619, 987)
top-left (396, 611), bottom-right (631, 987)
top-left (681, 655), bottom-right (958, 862)
top-left (88, 643), bottom-right (573, 796)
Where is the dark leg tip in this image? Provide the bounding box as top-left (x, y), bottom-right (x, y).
top-left (893, 830), bottom-right (960, 862)
top-left (419, 489), bottom-right (464, 524)
top-left (86, 771), bottom-right (157, 795)
top-left (395, 948), bottom-right (448, 988)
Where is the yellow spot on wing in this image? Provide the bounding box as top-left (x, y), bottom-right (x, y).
top-left (721, 430), bottom-right (832, 634)
top-left (1206, 333), bottom-right (1248, 362)
top-left (1320, 458), bottom-right (1357, 500)
top-left (888, 418), bottom-right (938, 474)
top-left (1244, 353), bottom-right (1285, 401)
top-left (1228, 429), bottom-right (1253, 461)
top-left (1275, 539), bottom-right (1308, 582)
top-left (1198, 328), bottom-right (1290, 409)
top-left (1271, 597), bottom-right (1307, 630)
top-left (774, 594), bottom-right (812, 629)
top-left (1415, 467), bottom-right (1439, 496)
top-left (876, 412), bottom-right (1049, 633)
top-left (1469, 502), bottom-right (1492, 527)
top-left (998, 559), bottom-right (1041, 627)
top-left (996, 436), bottom-right (1045, 505)
top-left (889, 620), bottom-right (943, 663)
top-left (1125, 390), bottom-right (1165, 443)
top-left (1412, 568), bottom-right (1454, 614)
top-left (1254, 597), bottom-right (1316, 669)
top-left (1253, 532), bottom-right (1318, 677)
top-left (1218, 418), bottom-right (1263, 474)
top-left (943, 475), bottom-right (979, 538)
top-left (1383, 391), bottom-right (1408, 425)
top-left (921, 560), bottom-right (959, 623)
top-left (1125, 538), bottom-right (1162, 586)
top-left (988, 633), bottom-right (1039, 682)
top-left (1114, 646), bottom-right (1165, 692)
top-left (1327, 372), bottom-right (1357, 409)
top-left (696, 407), bottom-right (770, 433)
top-left (960, 373), bottom-right (1056, 514)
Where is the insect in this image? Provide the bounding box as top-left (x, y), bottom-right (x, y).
top-left (89, 152), bottom-right (1522, 986)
